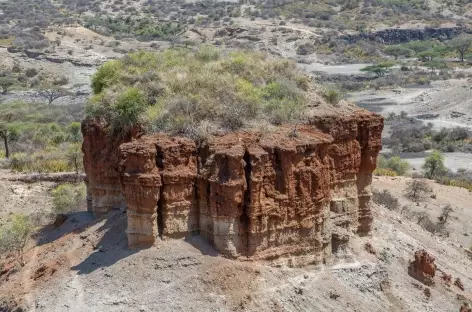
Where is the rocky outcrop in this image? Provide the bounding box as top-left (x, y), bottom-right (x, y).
top-left (342, 27), bottom-right (470, 44)
top-left (81, 118), bottom-right (141, 216)
top-left (408, 249), bottom-right (437, 285)
top-left (82, 111), bottom-right (383, 263)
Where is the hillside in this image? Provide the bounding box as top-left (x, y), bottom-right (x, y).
top-left (0, 175), bottom-right (471, 311)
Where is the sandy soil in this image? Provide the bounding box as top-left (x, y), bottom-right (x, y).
top-left (1, 176), bottom-right (471, 312)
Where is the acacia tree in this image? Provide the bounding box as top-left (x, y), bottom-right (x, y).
top-left (360, 62), bottom-right (394, 77)
top-left (66, 143), bottom-right (83, 175)
top-left (449, 35), bottom-right (472, 62)
top-left (0, 123), bottom-right (19, 158)
top-left (424, 59), bottom-right (447, 76)
top-left (38, 87), bottom-right (70, 105)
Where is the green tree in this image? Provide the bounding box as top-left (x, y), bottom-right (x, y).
top-left (0, 123), bottom-right (20, 158)
top-left (417, 50), bottom-right (439, 62)
top-left (424, 59), bottom-right (447, 76)
top-left (0, 214), bottom-right (33, 266)
top-left (66, 143), bottom-right (83, 174)
top-left (377, 156), bottom-right (410, 175)
top-left (67, 122), bottom-right (82, 142)
top-left (360, 62), bottom-right (395, 77)
top-left (38, 87), bottom-right (70, 105)
top-left (383, 45), bottom-right (414, 60)
top-left (449, 35), bottom-right (472, 62)
top-left (0, 76), bottom-right (15, 94)
top-left (422, 150), bottom-right (446, 179)
top-left (405, 41), bottom-right (434, 53)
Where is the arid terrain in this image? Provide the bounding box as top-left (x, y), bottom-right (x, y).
top-left (1, 0), bottom-right (472, 311)
top-left (0, 175), bottom-right (471, 311)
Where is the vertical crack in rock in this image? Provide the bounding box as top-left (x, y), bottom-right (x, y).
top-left (156, 195), bottom-right (164, 238)
top-left (274, 148), bottom-right (285, 193)
top-left (155, 145), bottom-right (164, 238)
top-left (241, 149), bottom-right (252, 256)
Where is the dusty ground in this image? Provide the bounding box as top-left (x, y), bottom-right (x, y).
top-left (1, 176), bottom-right (471, 312)
top-left (349, 79), bottom-right (472, 130)
top-left (0, 174), bottom-right (54, 221)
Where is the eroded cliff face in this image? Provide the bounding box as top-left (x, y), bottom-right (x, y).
top-left (82, 111), bottom-right (383, 263)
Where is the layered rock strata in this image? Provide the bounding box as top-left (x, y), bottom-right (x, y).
top-left (82, 111), bottom-right (383, 263)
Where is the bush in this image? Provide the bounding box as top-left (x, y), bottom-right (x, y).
top-left (376, 155), bottom-right (410, 176)
top-left (322, 89), bottom-right (342, 105)
top-left (25, 68), bottom-right (38, 78)
top-left (373, 189), bottom-right (400, 211)
top-left (87, 48), bottom-right (318, 137)
top-left (0, 213), bottom-right (33, 266)
top-left (404, 179), bottom-right (432, 201)
top-left (52, 183), bottom-right (86, 214)
top-left (423, 150), bottom-right (446, 179)
top-left (435, 168), bottom-right (472, 192)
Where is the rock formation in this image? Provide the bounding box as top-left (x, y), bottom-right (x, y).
top-left (82, 110), bottom-right (383, 263)
top-left (408, 249), bottom-right (437, 285)
top-left (342, 27), bottom-right (470, 44)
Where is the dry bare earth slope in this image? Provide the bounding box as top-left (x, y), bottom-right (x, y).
top-left (0, 176), bottom-right (471, 311)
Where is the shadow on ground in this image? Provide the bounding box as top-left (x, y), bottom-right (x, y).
top-left (35, 211), bottom-right (97, 246)
top-left (70, 210), bottom-right (139, 275)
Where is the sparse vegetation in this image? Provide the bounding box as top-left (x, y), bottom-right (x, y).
top-left (52, 183), bottom-right (86, 214)
top-left (405, 179), bottom-right (432, 201)
top-left (0, 123), bottom-right (20, 158)
top-left (0, 101), bottom-right (83, 172)
top-left (384, 112), bottom-right (472, 153)
top-left (0, 76), bottom-right (15, 94)
top-left (360, 62), bottom-right (395, 77)
top-left (87, 47), bottom-right (319, 137)
top-left (38, 88), bottom-right (70, 105)
top-left (449, 35), bottom-right (472, 62)
top-left (435, 168), bottom-right (472, 192)
top-left (375, 155), bottom-right (410, 176)
top-left (423, 151), bottom-right (446, 179)
top-left (0, 213), bottom-right (33, 266)
top-left (373, 189), bottom-right (400, 211)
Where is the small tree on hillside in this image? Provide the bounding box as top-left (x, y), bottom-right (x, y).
top-left (360, 62), bottom-right (395, 77)
top-left (422, 150), bottom-right (446, 179)
top-left (38, 87), bottom-right (69, 105)
top-left (0, 123), bottom-right (20, 158)
top-left (413, 211), bottom-right (429, 225)
top-left (0, 76), bottom-right (15, 94)
top-left (449, 35), bottom-right (472, 62)
top-left (405, 179), bottom-right (432, 201)
top-left (438, 204), bottom-right (453, 224)
top-left (0, 214), bottom-right (33, 266)
top-left (66, 143), bottom-right (83, 175)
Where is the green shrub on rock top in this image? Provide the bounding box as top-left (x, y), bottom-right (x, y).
top-left (87, 47), bottom-right (321, 138)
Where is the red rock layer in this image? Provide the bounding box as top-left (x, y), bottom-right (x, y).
top-left (408, 249), bottom-right (437, 285)
top-left (310, 111), bottom-right (383, 253)
top-left (82, 111), bottom-right (383, 262)
top-left (81, 118), bottom-right (141, 216)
